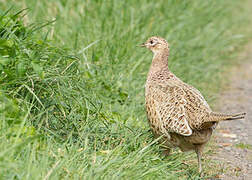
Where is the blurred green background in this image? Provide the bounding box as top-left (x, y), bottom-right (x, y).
top-left (0, 0), bottom-right (251, 179)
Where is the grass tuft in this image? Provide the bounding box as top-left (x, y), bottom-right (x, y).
top-left (0, 0), bottom-right (251, 179)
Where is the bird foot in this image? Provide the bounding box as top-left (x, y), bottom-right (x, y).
top-left (162, 149), bottom-right (171, 156)
top-left (199, 171), bottom-right (204, 178)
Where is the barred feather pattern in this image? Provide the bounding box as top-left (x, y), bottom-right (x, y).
top-left (144, 36), bottom-right (244, 152)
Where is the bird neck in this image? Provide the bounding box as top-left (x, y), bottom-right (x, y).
top-left (150, 48), bottom-right (169, 72)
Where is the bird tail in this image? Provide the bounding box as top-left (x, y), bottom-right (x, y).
top-left (208, 112), bottom-right (246, 122)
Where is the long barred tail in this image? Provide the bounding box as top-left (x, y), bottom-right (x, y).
top-left (209, 112), bottom-right (246, 122)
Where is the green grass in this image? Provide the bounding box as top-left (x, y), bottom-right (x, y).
top-left (235, 143), bottom-right (252, 150)
top-left (0, 0), bottom-right (251, 179)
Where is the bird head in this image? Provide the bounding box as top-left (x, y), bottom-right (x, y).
top-left (141, 36), bottom-right (169, 54)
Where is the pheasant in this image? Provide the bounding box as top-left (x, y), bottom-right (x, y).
top-left (141, 36), bottom-right (246, 174)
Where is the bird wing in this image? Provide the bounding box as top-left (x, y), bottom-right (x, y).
top-left (148, 82), bottom-right (212, 136)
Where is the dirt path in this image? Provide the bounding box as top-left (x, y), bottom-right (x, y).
top-left (212, 49), bottom-right (252, 179)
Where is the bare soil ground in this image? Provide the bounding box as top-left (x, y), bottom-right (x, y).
top-left (212, 49), bottom-right (252, 180)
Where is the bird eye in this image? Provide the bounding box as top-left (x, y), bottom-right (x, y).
top-left (150, 40), bottom-right (154, 44)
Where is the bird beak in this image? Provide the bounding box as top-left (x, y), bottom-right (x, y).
top-left (139, 43), bottom-right (146, 47)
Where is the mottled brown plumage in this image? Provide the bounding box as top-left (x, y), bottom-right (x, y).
top-left (142, 36), bottom-right (246, 174)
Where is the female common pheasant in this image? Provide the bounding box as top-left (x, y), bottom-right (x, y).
top-left (142, 36), bottom-right (246, 174)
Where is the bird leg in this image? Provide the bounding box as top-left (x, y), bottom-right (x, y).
top-left (195, 145), bottom-right (203, 175)
top-left (162, 148), bottom-right (171, 156)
